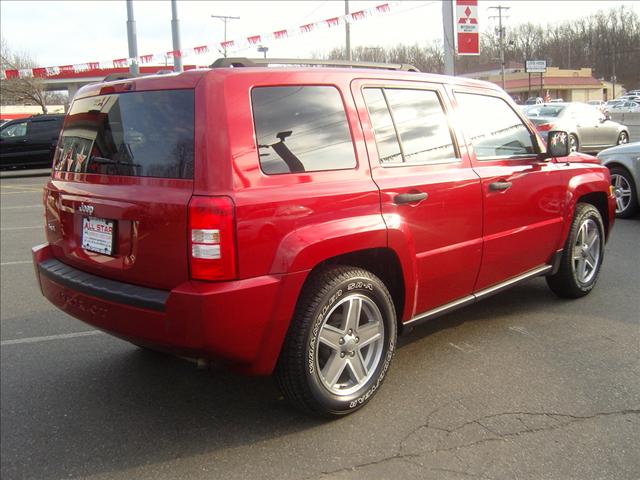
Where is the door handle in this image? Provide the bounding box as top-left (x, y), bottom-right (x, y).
top-left (394, 192), bottom-right (428, 205)
top-left (489, 181), bottom-right (512, 192)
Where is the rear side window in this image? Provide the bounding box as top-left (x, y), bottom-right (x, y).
top-left (363, 87), bottom-right (457, 165)
top-left (28, 119), bottom-right (62, 137)
top-left (455, 93), bottom-right (535, 159)
top-left (252, 86), bottom-right (356, 174)
top-left (54, 90), bottom-right (194, 178)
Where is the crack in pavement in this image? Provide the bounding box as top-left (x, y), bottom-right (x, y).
top-left (308, 407), bottom-right (640, 479)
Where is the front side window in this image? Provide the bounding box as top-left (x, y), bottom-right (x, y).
top-left (1, 121), bottom-right (27, 138)
top-left (252, 86), bottom-right (356, 174)
top-left (54, 90), bottom-right (194, 178)
top-left (456, 93), bottom-right (536, 159)
top-left (364, 87), bottom-right (456, 165)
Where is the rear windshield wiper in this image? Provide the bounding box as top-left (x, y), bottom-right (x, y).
top-left (89, 156), bottom-right (141, 167)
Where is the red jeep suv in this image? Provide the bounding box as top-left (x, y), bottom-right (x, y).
top-left (32, 58), bottom-right (615, 417)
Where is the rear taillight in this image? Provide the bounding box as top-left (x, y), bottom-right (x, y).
top-left (188, 196), bottom-right (237, 281)
top-left (537, 123), bottom-right (553, 131)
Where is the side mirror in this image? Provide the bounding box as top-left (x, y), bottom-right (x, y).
top-left (546, 130), bottom-right (570, 158)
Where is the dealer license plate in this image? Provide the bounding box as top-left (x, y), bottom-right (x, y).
top-left (82, 217), bottom-right (115, 255)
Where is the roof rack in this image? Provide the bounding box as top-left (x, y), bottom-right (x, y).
top-left (210, 57), bottom-right (419, 72)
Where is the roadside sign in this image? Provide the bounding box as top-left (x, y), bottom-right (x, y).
top-left (526, 60), bottom-right (547, 73)
top-left (456, 0), bottom-right (479, 56)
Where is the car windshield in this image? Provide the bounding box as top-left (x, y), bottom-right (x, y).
top-left (524, 105), bottom-right (565, 117)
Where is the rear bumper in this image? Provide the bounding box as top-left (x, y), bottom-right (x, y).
top-left (32, 243), bottom-right (307, 375)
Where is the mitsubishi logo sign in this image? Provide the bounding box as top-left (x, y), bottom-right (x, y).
top-left (456, 0), bottom-right (480, 55)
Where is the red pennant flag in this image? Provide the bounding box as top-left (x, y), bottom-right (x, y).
top-left (194, 45), bottom-right (209, 55)
top-left (5, 69), bottom-right (19, 79)
top-left (221, 40), bottom-right (235, 49)
top-left (274, 29), bottom-right (288, 39)
top-left (32, 68), bottom-right (47, 78)
top-left (247, 35), bottom-right (261, 45)
top-left (300, 23), bottom-right (315, 34)
top-left (87, 62), bottom-right (100, 70)
top-left (113, 58), bottom-right (128, 68)
top-left (351, 10), bottom-right (366, 21)
top-left (139, 54), bottom-right (153, 64)
top-left (376, 3), bottom-right (390, 13)
top-left (326, 17), bottom-right (341, 28)
top-left (59, 65), bottom-right (75, 72)
top-left (167, 50), bottom-right (182, 58)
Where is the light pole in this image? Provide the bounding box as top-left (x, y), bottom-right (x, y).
top-left (488, 5), bottom-right (510, 90)
top-left (211, 14), bottom-right (240, 58)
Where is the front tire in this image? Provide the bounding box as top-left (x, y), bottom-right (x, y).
top-left (569, 134), bottom-right (579, 152)
top-left (616, 131), bottom-right (629, 145)
top-left (275, 266), bottom-right (397, 417)
top-left (546, 203), bottom-right (605, 298)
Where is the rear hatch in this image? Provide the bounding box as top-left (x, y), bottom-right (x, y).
top-left (44, 88), bottom-right (195, 290)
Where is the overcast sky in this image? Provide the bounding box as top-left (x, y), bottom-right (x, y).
top-left (1, 0), bottom-right (638, 68)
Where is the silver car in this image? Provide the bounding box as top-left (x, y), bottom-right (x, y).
top-left (524, 103), bottom-right (630, 153)
top-left (597, 142), bottom-right (640, 218)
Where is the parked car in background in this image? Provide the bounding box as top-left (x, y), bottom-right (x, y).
top-left (606, 101), bottom-right (640, 113)
top-left (598, 142), bottom-right (640, 218)
top-left (32, 58), bottom-right (615, 417)
top-left (525, 96), bottom-right (543, 105)
top-left (0, 114), bottom-right (64, 170)
top-left (550, 98), bottom-right (564, 103)
top-left (523, 102), bottom-right (630, 153)
top-left (587, 100), bottom-right (606, 111)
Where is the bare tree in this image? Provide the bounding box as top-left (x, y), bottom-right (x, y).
top-left (1, 38), bottom-right (49, 113)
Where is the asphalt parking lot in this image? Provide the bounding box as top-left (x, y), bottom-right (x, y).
top-left (1, 172), bottom-right (639, 480)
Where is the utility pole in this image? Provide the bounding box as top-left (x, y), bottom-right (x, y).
top-left (126, 0), bottom-right (139, 75)
top-left (488, 5), bottom-right (510, 90)
top-left (442, 0), bottom-right (455, 76)
top-left (171, 0), bottom-right (182, 72)
top-left (345, 1), bottom-right (352, 61)
top-left (211, 14), bottom-right (240, 58)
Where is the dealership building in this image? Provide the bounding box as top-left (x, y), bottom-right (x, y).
top-left (462, 63), bottom-right (620, 103)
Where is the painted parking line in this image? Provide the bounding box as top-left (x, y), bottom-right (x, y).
top-left (1, 330), bottom-right (103, 346)
top-left (0, 204), bottom-right (42, 210)
top-left (0, 260), bottom-right (32, 266)
top-left (0, 184), bottom-right (44, 189)
top-left (0, 191), bottom-right (42, 195)
top-left (0, 225), bottom-right (43, 231)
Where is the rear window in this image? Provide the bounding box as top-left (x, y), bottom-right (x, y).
top-left (54, 90), bottom-right (194, 179)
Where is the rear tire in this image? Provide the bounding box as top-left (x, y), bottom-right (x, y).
top-left (275, 266), bottom-right (397, 417)
top-left (609, 166), bottom-right (638, 218)
top-left (546, 203), bottom-right (605, 298)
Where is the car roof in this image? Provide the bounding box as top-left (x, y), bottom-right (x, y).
top-left (74, 65), bottom-right (502, 100)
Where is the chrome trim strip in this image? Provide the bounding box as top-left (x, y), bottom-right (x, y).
top-left (474, 265), bottom-right (552, 300)
top-left (403, 295), bottom-right (475, 328)
top-left (402, 265), bottom-right (552, 330)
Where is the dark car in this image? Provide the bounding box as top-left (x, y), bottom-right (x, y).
top-left (32, 58), bottom-right (615, 417)
top-left (0, 114), bottom-right (64, 170)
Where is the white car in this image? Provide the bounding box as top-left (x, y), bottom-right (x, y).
top-left (607, 101), bottom-right (640, 113)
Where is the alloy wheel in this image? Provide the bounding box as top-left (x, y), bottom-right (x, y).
top-left (617, 132), bottom-right (629, 145)
top-left (315, 294), bottom-right (385, 396)
top-left (611, 173), bottom-right (632, 214)
top-left (572, 218), bottom-right (601, 284)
